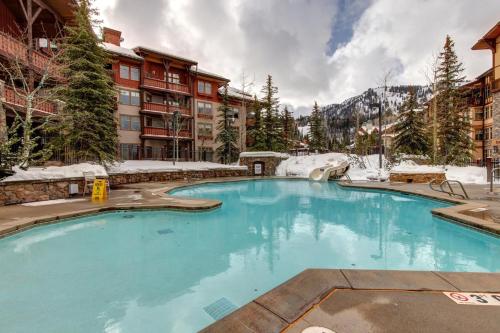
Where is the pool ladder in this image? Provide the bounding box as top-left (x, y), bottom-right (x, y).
top-left (429, 179), bottom-right (469, 200)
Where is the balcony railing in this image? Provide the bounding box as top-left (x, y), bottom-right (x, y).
top-left (142, 102), bottom-right (191, 116)
top-left (143, 77), bottom-right (190, 94)
top-left (142, 127), bottom-right (192, 138)
top-left (0, 31), bottom-right (60, 77)
top-left (3, 85), bottom-right (56, 115)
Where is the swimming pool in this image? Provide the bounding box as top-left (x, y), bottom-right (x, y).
top-left (1, 180), bottom-right (499, 332)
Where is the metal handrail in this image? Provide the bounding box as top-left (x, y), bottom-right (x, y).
top-left (429, 179), bottom-right (469, 199)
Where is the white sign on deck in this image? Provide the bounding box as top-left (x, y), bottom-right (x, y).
top-left (444, 292), bottom-right (500, 306)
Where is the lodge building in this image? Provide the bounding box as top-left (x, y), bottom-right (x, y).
top-left (102, 27), bottom-right (249, 162)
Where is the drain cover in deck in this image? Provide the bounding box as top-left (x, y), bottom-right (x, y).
top-left (203, 297), bottom-right (237, 320)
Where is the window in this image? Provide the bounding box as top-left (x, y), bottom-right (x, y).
top-left (197, 81), bottom-right (212, 94)
top-left (475, 130), bottom-right (484, 141)
top-left (120, 64), bottom-right (140, 81)
top-left (145, 117), bottom-right (165, 128)
top-left (131, 91), bottom-right (140, 106)
top-left (485, 127), bottom-right (493, 140)
top-left (119, 90), bottom-right (130, 105)
top-left (229, 107), bottom-right (239, 119)
top-left (131, 67), bottom-right (140, 81)
top-left (198, 123), bottom-right (213, 136)
top-left (120, 144), bottom-right (140, 160)
top-left (120, 64), bottom-right (130, 79)
top-left (474, 110), bottom-right (484, 121)
top-left (119, 90), bottom-right (140, 106)
top-left (197, 102), bottom-right (213, 115)
top-left (120, 115), bottom-right (140, 131)
top-left (168, 72), bottom-right (180, 84)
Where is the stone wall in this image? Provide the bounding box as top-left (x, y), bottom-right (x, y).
top-left (108, 168), bottom-right (247, 186)
top-left (493, 91), bottom-right (500, 148)
top-left (0, 178), bottom-right (86, 206)
top-left (0, 168), bottom-right (247, 206)
top-left (389, 172), bottom-right (446, 184)
top-left (239, 154), bottom-right (288, 176)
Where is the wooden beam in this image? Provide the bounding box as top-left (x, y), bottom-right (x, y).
top-left (18, 0), bottom-right (28, 20)
top-left (32, 0), bottom-right (64, 24)
top-left (32, 6), bottom-right (43, 22)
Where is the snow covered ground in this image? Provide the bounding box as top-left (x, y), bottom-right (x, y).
top-left (107, 160), bottom-right (246, 174)
top-left (2, 160), bottom-right (246, 182)
top-left (4, 163), bottom-right (108, 182)
top-left (276, 153), bottom-right (489, 184)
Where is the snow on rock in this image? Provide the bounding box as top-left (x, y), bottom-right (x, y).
top-left (275, 153), bottom-right (348, 177)
top-left (3, 163), bottom-right (107, 182)
top-left (108, 160), bottom-right (247, 174)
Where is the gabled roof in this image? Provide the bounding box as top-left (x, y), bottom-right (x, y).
top-left (472, 21), bottom-right (500, 50)
top-left (133, 46), bottom-right (197, 65)
top-left (101, 42), bottom-right (143, 61)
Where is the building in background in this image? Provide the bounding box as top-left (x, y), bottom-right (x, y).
top-left (0, 0), bottom-right (75, 145)
top-left (471, 21), bottom-right (500, 166)
top-left (102, 28), bottom-right (250, 162)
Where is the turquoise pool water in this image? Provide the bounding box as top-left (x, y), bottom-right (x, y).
top-left (1, 180), bottom-right (500, 332)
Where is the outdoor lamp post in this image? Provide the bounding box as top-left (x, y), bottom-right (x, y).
top-left (369, 101), bottom-right (383, 170)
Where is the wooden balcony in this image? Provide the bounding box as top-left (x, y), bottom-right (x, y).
top-left (0, 31), bottom-right (60, 77)
top-left (3, 85), bottom-right (56, 115)
top-left (142, 102), bottom-right (191, 116)
top-left (142, 127), bottom-right (192, 139)
top-left (143, 77), bottom-right (190, 95)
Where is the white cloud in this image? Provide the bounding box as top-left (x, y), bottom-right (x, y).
top-left (96, 0), bottom-right (500, 116)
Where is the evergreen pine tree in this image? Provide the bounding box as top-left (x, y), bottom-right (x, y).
top-left (393, 89), bottom-right (429, 155)
top-left (435, 35), bottom-right (473, 165)
top-left (308, 101), bottom-right (326, 152)
top-left (50, 0), bottom-right (118, 164)
top-left (215, 85), bottom-right (239, 163)
top-left (261, 75), bottom-right (284, 151)
top-left (249, 95), bottom-right (267, 151)
top-left (281, 106), bottom-right (294, 151)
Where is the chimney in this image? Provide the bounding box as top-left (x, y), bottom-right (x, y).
top-left (102, 27), bottom-right (122, 46)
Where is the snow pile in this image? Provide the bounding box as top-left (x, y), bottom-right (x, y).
top-left (108, 160), bottom-right (247, 174)
top-left (444, 166), bottom-right (487, 184)
top-left (275, 153), bottom-right (348, 177)
top-left (3, 163), bottom-right (107, 182)
top-left (275, 153), bottom-right (489, 184)
top-left (298, 125), bottom-right (310, 137)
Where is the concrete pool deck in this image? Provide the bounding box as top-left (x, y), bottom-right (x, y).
top-left (200, 269), bottom-right (500, 333)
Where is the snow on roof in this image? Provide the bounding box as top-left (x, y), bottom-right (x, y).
top-left (240, 151), bottom-right (289, 158)
top-left (196, 68), bottom-right (229, 81)
top-left (101, 42), bottom-right (143, 61)
top-left (134, 46), bottom-right (197, 65)
top-left (219, 86), bottom-right (253, 101)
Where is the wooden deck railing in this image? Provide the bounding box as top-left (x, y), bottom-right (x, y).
top-left (3, 85), bottom-right (56, 115)
top-left (143, 77), bottom-right (190, 94)
top-left (143, 127), bottom-right (192, 138)
top-left (143, 102), bottom-right (191, 116)
top-left (0, 31), bottom-right (59, 76)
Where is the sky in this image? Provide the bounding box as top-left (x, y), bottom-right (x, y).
top-left (94, 0), bottom-right (500, 116)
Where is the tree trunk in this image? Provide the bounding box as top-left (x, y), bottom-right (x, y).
top-left (20, 97), bottom-right (33, 169)
top-left (0, 81), bottom-right (7, 145)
